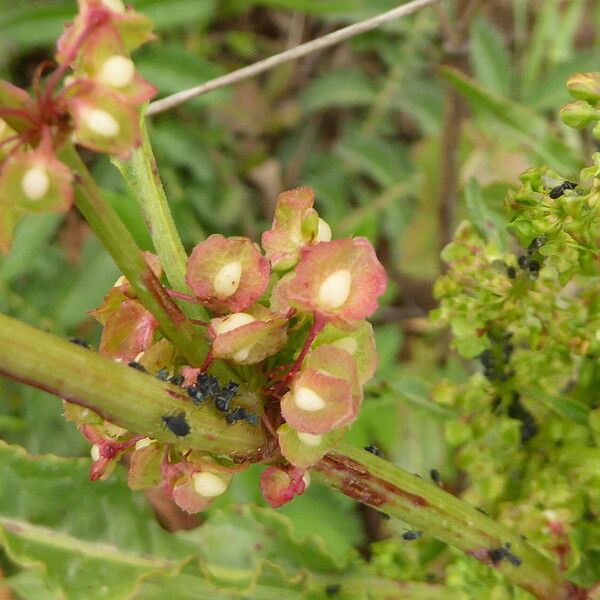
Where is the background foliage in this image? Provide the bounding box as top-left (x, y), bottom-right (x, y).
top-left (0, 0), bottom-right (599, 597)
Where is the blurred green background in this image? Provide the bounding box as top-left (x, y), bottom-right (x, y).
top-left (0, 0), bottom-right (599, 588)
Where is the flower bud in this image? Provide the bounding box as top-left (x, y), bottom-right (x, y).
top-left (560, 101), bottom-right (600, 128)
top-left (566, 72), bottom-right (600, 104)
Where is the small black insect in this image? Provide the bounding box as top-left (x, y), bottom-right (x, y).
top-left (380, 512), bottom-right (391, 520)
top-left (215, 382), bottom-right (239, 412)
top-left (402, 530), bottom-right (422, 541)
top-left (186, 385), bottom-right (205, 405)
top-left (507, 266), bottom-right (516, 279)
top-left (169, 374), bottom-right (185, 387)
top-left (475, 506), bottom-right (488, 515)
top-left (506, 551), bottom-right (522, 567)
top-left (325, 584), bottom-right (341, 596)
top-left (155, 369), bottom-right (170, 381)
top-left (528, 235), bottom-right (547, 252)
top-left (225, 407), bottom-right (258, 426)
top-left (528, 259), bottom-right (540, 273)
top-left (162, 412), bottom-right (190, 437)
top-left (488, 547), bottom-right (508, 563)
top-left (128, 361), bottom-right (148, 373)
top-left (69, 336), bottom-right (92, 349)
top-left (197, 373), bottom-right (220, 396)
top-left (549, 181), bottom-right (576, 199)
top-left (517, 255), bottom-right (529, 269)
top-left (365, 444), bottom-right (384, 457)
top-left (430, 469), bottom-right (442, 486)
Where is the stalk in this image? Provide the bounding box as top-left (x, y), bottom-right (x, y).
top-left (314, 443), bottom-right (586, 600)
top-left (0, 313), bottom-right (264, 459)
top-left (112, 117), bottom-right (208, 323)
top-left (61, 144), bottom-right (209, 367)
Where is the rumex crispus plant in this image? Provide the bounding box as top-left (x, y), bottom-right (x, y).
top-left (1, 2), bottom-right (600, 600)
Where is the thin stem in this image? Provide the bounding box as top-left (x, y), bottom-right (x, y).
top-left (146, 0), bottom-right (442, 116)
top-left (0, 312), bottom-right (265, 459)
top-left (61, 144), bottom-right (210, 368)
top-left (112, 118), bottom-right (208, 322)
top-left (315, 443), bottom-right (586, 600)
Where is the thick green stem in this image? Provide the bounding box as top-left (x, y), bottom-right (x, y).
top-left (112, 118), bottom-right (207, 323)
top-left (61, 144), bottom-right (209, 368)
top-left (0, 313), bottom-right (264, 459)
top-left (315, 443), bottom-right (585, 600)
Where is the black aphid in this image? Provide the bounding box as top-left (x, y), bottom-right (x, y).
top-left (475, 506), bottom-right (488, 515)
top-left (325, 584), bottom-right (341, 596)
top-left (430, 469), bottom-right (442, 486)
top-left (549, 181), bottom-right (576, 199)
top-left (508, 393), bottom-right (538, 443)
top-left (186, 385), bottom-right (204, 405)
top-left (365, 444), bottom-right (384, 457)
top-left (225, 407), bottom-right (258, 426)
top-left (528, 236), bottom-right (547, 252)
top-left (528, 259), bottom-right (540, 273)
top-left (517, 255), bottom-right (529, 269)
top-left (215, 382), bottom-right (239, 412)
top-left (169, 374), bottom-right (185, 387)
top-left (507, 266), bottom-right (516, 279)
top-left (197, 373), bottom-right (220, 396)
top-left (488, 547), bottom-right (508, 563)
top-left (380, 512), bottom-right (391, 520)
top-left (162, 412), bottom-right (190, 437)
top-left (69, 337), bottom-right (91, 349)
top-left (402, 530), bottom-right (422, 541)
top-left (128, 361), bottom-right (147, 373)
top-left (155, 369), bottom-right (170, 381)
top-left (506, 551), bottom-right (522, 566)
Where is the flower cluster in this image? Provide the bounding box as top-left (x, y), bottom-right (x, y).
top-left (0, 0), bottom-right (156, 253)
top-left (72, 187), bottom-right (386, 513)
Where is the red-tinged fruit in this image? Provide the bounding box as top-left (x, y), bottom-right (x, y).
top-left (209, 306), bottom-right (288, 364)
top-left (98, 299), bottom-right (158, 361)
top-left (128, 439), bottom-right (163, 490)
top-left (278, 423), bottom-right (344, 468)
top-left (0, 144), bottom-right (73, 214)
top-left (186, 234), bottom-right (270, 314)
top-left (272, 237), bottom-right (386, 324)
top-left (313, 321), bottom-right (377, 385)
top-left (281, 345), bottom-right (362, 434)
top-left (69, 84), bottom-right (141, 158)
top-left (261, 187), bottom-right (322, 270)
top-left (260, 465), bottom-right (309, 508)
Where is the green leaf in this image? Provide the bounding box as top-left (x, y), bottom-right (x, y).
top-left (464, 178), bottom-right (507, 250)
top-left (523, 387), bottom-right (590, 425)
top-left (440, 66), bottom-right (580, 174)
top-left (300, 71), bottom-right (377, 112)
top-left (470, 17), bottom-right (512, 97)
top-left (133, 0), bottom-right (216, 29)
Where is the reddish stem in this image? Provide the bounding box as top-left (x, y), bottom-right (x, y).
top-left (284, 313), bottom-right (326, 383)
top-left (200, 350), bottom-right (213, 374)
top-left (167, 289), bottom-right (202, 304)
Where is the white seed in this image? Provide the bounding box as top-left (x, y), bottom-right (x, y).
top-left (21, 166), bottom-right (49, 200)
top-left (83, 108), bottom-right (120, 137)
top-left (302, 471), bottom-right (311, 488)
top-left (317, 269), bottom-right (352, 310)
top-left (297, 431), bottom-right (322, 447)
top-left (315, 218), bottom-right (332, 242)
top-left (332, 336), bottom-right (358, 355)
top-left (193, 472), bottom-right (227, 498)
top-left (101, 0), bottom-right (126, 13)
top-left (213, 261), bottom-right (243, 298)
top-left (99, 55), bottom-right (135, 88)
top-left (294, 386), bottom-right (326, 411)
top-left (213, 312), bottom-right (255, 336)
top-left (232, 345), bottom-right (252, 362)
top-left (90, 444), bottom-right (101, 461)
top-left (134, 437), bottom-right (155, 451)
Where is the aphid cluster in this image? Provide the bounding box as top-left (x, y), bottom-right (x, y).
top-left (69, 336), bottom-right (92, 349)
top-left (185, 373), bottom-right (258, 427)
top-left (478, 333), bottom-right (515, 382)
